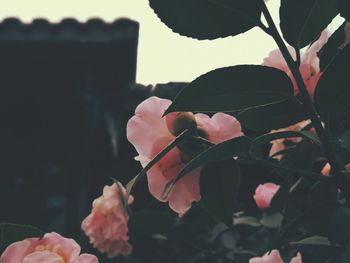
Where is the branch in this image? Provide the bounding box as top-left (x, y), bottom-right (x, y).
top-left (258, 1), bottom-right (346, 196)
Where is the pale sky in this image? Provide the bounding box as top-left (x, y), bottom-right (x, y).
top-left (0, 0), bottom-right (343, 85)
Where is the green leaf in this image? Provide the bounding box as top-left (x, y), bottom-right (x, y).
top-left (0, 224), bottom-right (44, 249)
top-left (319, 22), bottom-right (347, 72)
top-left (237, 98), bottom-right (307, 131)
top-left (162, 136), bottom-right (250, 198)
top-left (280, 0), bottom-right (338, 48)
top-left (260, 212), bottom-right (283, 229)
top-left (315, 44), bottom-right (350, 120)
top-left (200, 160), bottom-right (240, 226)
top-left (149, 0), bottom-right (261, 40)
top-left (233, 216), bottom-right (261, 227)
top-left (250, 131), bottom-right (320, 159)
top-left (290, 236), bottom-right (331, 246)
top-left (165, 65), bottom-right (294, 114)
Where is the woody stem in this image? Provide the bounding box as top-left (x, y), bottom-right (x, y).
top-left (259, 1), bottom-right (347, 195)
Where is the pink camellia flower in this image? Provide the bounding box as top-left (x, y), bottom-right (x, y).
top-left (81, 183), bottom-right (133, 258)
top-left (254, 183), bottom-right (280, 210)
top-left (127, 96), bottom-right (243, 215)
top-left (0, 232), bottom-right (98, 263)
top-left (269, 120), bottom-right (311, 160)
top-left (263, 30), bottom-right (330, 97)
top-left (250, 250), bottom-right (302, 263)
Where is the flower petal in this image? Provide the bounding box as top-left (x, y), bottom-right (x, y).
top-left (78, 254), bottom-right (99, 263)
top-left (195, 113), bottom-right (243, 144)
top-left (127, 96), bottom-right (173, 158)
top-left (23, 251), bottom-right (65, 263)
top-left (0, 238), bottom-right (38, 262)
top-left (39, 232), bottom-right (81, 260)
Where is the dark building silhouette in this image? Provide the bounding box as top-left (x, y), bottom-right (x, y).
top-left (0, 18), bottom-right (141, 249)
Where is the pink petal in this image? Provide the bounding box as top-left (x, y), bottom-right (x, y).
top-left (147, 165), bottom-right (173, 202)
top-left (22, 251), bottom-right (65, 263)
top-left (127, 96), bottom-right (173, 159)
top-left (143, 146), bottom-right (202, 214)
top-left (254, 183), bottom-right (280, 210)
top-left (321, 163), bottom-right (331, 176)
top-left (290, 253), bottom-right (303, 263)
top-left (78, 254), bottom-right (99, 263)
top-left (249, 250), bottom-right (284, 263)
top-left (39, 232), bottom-right (81, 260)
top-left (303, 30), bottom-right (331, 70)
top-left (262, 47), bottom-right (296, 73)
top-left (138, 135), bottom-right (184, 202)
top-left (0, 238), bottom-right (39, 262)
top-left (167, 167), bottom-right (202, 215)
top-left (195, 113), bottom-right (243, 144)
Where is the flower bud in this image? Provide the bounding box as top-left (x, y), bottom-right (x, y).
top-left (254, 183), bottom-right (280, 210)
top-left (166, 112), bottom-right (197, 136)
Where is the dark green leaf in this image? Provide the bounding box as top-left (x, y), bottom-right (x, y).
top-left (319, 22), bottom-right (347, 71)
top-left (290, 236), bottom-right (331, 246)
top-left (163, 136), bottom-right (250, 198)
top-left (129, 211), bottom-right (174, 243)
top-left (149, 0), bottom-right (261, 40)
top-left (333, 130), bottom-right (350, 167)
top-left (237, 98), bottom-right (307, 131)
top-left (341, 239), bottom-right (350, 263)
top-left (280, 140), bottom-right (315, 170)
top-left (338, 0), bottom-right (350, 21)
top-left (200, 160), bottom-right (240, 226)
top-left (233, 216), bottom-right (261, 227)
top-left (303, 198), bottom-right (338, 237)
top-left (270, 174), bottom-right (295, 212)
top-left (315, 44), bottom-right (350, 120)
top-left (168, 223), bottom-right (206, 244)
top-left (165, 65), bottom-right (294, 114)
top-left (329, 207), bottom-right (350, 244)
top-left (337, 130), bottom-right (350, 153)
top-left (250, 131), bottom-right (320, 159)
top-left (280, 0), bottom-right (338, 48)
top-left (260, 212), bottom-right (283, 228)
top-left (0, 224), bottom-right (44, 249)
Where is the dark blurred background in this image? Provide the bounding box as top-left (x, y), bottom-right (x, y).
top-left (0, 18), bottom-right (194, 261)
top-left (0, 18), bottom-right (274, 262)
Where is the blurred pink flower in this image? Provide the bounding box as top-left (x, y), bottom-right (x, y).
top-left (322, 163), bottom-right (350, 176)
top-left (81, 183), bottom-right (133, 258)
top-left (269, 120), bottom-right (311, 160)
top-left (254, 183), bottom-right (280, 210)
top-left (250, 250), bottom-right (302, 263)
top-left (263, 30), bottom-right (330, 97)
top-left (321, 163), bottom-right (331, 176)
top-left (0, 232), bottom-right (98, 263)
top-left (127, 96), bottom-right (243, 215)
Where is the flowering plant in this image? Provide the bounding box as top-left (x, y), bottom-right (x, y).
top-left (1, 0), bottom-right (350, 262)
